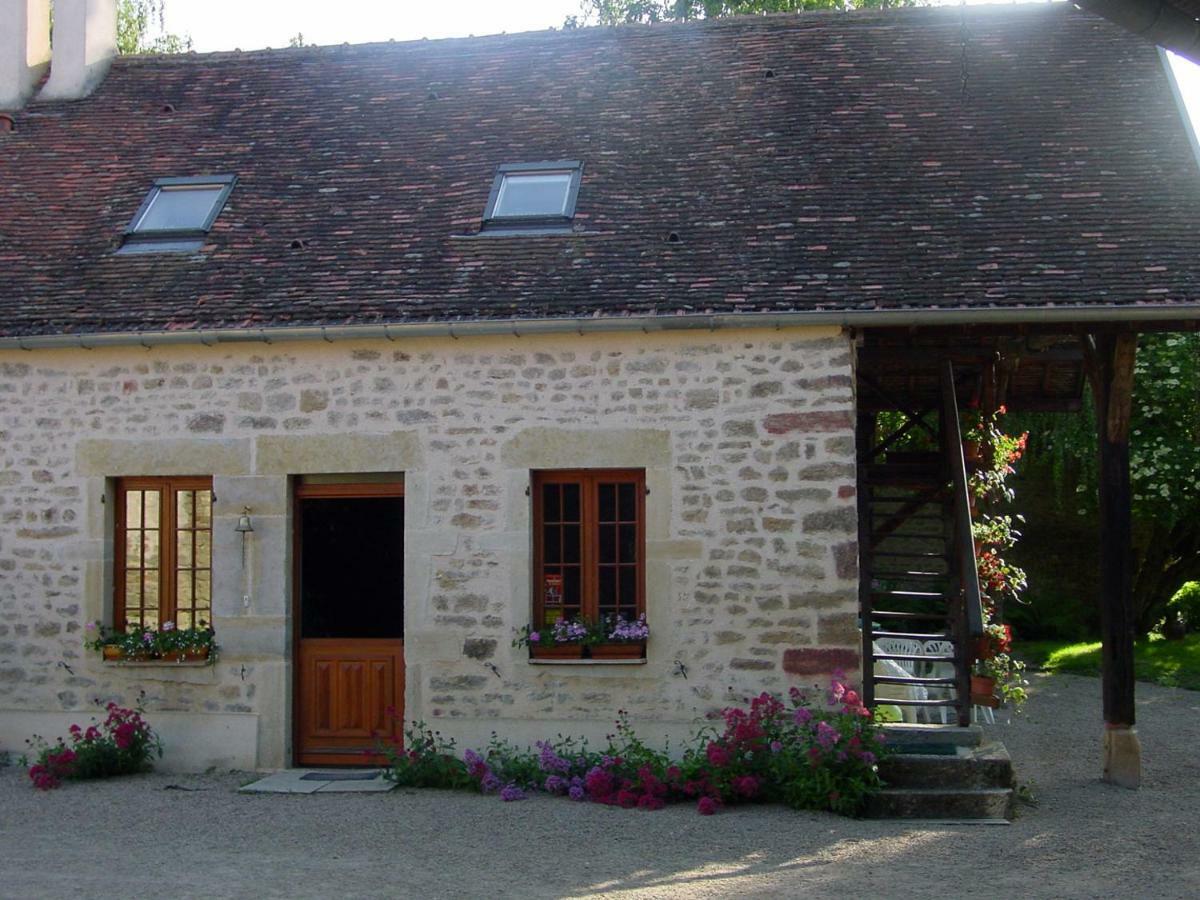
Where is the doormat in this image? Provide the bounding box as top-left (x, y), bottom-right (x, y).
top-left (299, 770), bottom-right (382, 782)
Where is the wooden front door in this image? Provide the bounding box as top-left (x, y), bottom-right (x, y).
top-left (294, 482), bottom-right (404, 766)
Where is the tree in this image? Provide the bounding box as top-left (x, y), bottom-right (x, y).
top-left (566, 0), bottom-right (919, 27)
top-left (116, 0), bottom-right (191, 54)
top-left (1018, 332), bottom-right (1200, 635)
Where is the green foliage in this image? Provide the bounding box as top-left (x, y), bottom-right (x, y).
top-left (1015, 332), bottom-right (1200, 634)
top-left (381, 681), bottom-right (889, 816)
top-left (1168, 581), bottom-right (1200, 633)
top-left (117, 0), bottom-right (191, 55)
top-left (1020, 634), bottom-right (1200, 691)
top-left (566, 0), bottom-right (920, 27)
top-left (26, 699), bottom-right (163, 790)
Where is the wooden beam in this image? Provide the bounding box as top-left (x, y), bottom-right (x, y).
top-left (1082, 332), bottom-right (1141, 789)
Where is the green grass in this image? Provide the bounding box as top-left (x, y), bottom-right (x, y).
top-left (1018, 634), bottom-right (1200, 691)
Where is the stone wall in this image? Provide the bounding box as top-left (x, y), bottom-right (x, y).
top-left (0, 326), bottom-right (859, 768)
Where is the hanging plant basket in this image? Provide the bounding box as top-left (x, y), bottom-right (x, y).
top-left (970, 674), bottom-right (1000, 708)
top-left (589, 643), bottom-right (645, 660)
top-left (530, 644), bottom-right (585, 660)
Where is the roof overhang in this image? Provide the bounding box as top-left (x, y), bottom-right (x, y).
top-left (1, 304), bottom-right (1198, 352)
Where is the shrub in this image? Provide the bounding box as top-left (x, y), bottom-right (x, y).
top-left (379, 675), bottom-right (888, 817)
top-left (1167, 582), bottom-right (1200, 634)
top-left (26, 700), bottom-right (162, 790)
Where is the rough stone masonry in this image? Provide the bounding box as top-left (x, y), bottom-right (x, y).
top-left (0, 325), bottom-right (859, 769)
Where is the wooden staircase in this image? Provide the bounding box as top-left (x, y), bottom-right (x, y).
top-left (858, 362), bottom-right (984, 727)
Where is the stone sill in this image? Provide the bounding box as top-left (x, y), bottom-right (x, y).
top-left (102, 660), bottom-right (213, 668)
top-left (528, 658), bottom-right (647, 666)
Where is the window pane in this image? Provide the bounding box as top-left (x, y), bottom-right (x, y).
top-left (563, 567), bottom-right (581, 615)
top-left (619, 524), bottom-right (637, 564)
top-left (178, 490), bottom-right (194, 528)
top-left (177, 610), bottom-right (194, 631)
top-left (142, 531), bottom-right (160, 568)
top-left (142, 611), bottom-right (159, 630)
top-left (619, 566), bottom-right (636, 611)
top-left (143, 572), bottom-right (159, 609)
top-left (542, 484), bottom-right (560, 523)
top-left (562, 525), bottom-right (581, 564)
top-left (599, 524), bottom-right (616, 564)
top-left (494, 173), bottom-right (571, 218)
top-left (598, 484), bottom-right (615, 522)
top-left (177, 531), bottom-right (193, 569)
top-left (562, 484), bottom-right (580, 522)
top-left (135, 185), bottom-right (223, 232)
top-left (177, 571), bottom-right (194, 606)
top-left (195, 491), bottom-right (212, 528)
top-left (125, 531), bottom-right (142, 569)
top-left (195, 530), bottom-right (212, 568)
top-left (619, 483), bottom-right (636, 522)
top-left (144, 490), bottom-right (160, 525)
top-left (125, 491), bottom-right (143, 528)
top-left (544, 525), bottom-right (562, 563)
top-left (195, 571), bottom-right (211, 607)
top-left (598, 567), bottom-right (616, 609)
top-left (126, 577), bottom-right (142, 608)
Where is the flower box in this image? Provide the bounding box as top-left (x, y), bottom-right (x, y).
top-left (530, 644), bottom-right (585, 660)
top-left (589, 642), bottom-right (645, 660)
top-left (102, 645), bottom-right (124, 661)
top-left (970, 674), bottom-right (1000, 708)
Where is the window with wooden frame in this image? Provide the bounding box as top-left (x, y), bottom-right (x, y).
top-left (115, 477), bottom-right (213, 632)
top-left (531, 469), bottom-right (645, 628)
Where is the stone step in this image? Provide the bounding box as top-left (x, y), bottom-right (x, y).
top-left (864, 787), bottom-right (1013, 821)
top-left (882, 723), bottom-right (982, 748)
top-left (879, 743), bottom-right (1014, 791)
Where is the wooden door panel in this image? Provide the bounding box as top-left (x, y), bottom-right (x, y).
top-left (297, 638), bottom-right (403, 766)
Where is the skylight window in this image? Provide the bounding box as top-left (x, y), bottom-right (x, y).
top-left (483, 162), bottom-right (582, 230)
top-left (121, 175), bottom-right (237, 252)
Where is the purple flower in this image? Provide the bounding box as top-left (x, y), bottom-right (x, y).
top-left (536, 741), bottom-right (571, 773)
top-left (816, 721), bottom-right (840, 750)
top-left (607, 613), bottom-right (650, 642)
top-left (528, 631), bottom-right (540, 643)
top-left (770, 740), bottom-right (783, 754)
top-left (793, 707), bottom-right (813, 727)
top-left (85, 622), bottom-right (96, 631)
top-left (568, 784), bottom-right (586, 801)
top-left (481, 772), bottom-right (501, 793)
top-left (500, 783), bottom-right (526, 802)
top-left (544, 775), bottom-right (567, 794)
top-left (859, 751), bottom-right (876, 765)
top-left (162, 621), bottom-right (175, 632)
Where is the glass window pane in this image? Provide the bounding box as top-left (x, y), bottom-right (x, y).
top-left (494, 173), bottom-right (571, 218)
top-left (126, 577), bottom-right (142, 608)
top-left (544, 525), bottom-right (562, 564)
top-left (177, 571), bottom-right (194, 606)
top-left (178, 490), bottom-right (194, 528)
top-left (562, 484), bottom-right (580, 522)
top-left (563, 567), bottom-right (581, 613)
top-left (195, 491), bottom-right (212, 528)
top-left (142, 611), bottom-right (159, 631)
top-left (144, 490), bottom-right (160, 526)
top-left (619, 566), bottom-right (636, 610)
top-left (142, 531), bottom-right (159, 568)
top-left (542, 483), bottom-right (560, 523)
top-left (619, 524), bottom-right (637, 564)
top-left (125, 531), bottom-right (142, 568)
top-left (177, 531), bottom-right (193, 569)
top-left (143, 573), bottom-right (159, 610)
top-left (599, 524), bottom-right (616, 564)
top-left (598, 567), bottom-right (616, 608)
top-left (195, 571), bottom-right (211, 607)
top-left (135, 185), bottom-right (223, 232)
top-left (598, 484), bottom-right (616, 522)
top-left (562, 525), bottom-right (581, 564)
top-left (177, 610), bottom-right (193, 631)
top-left (195, 531), bottom-right (212, 568)
top-left (619, 483), bottom-right (636, 522)
top-left (125, 491), bottom-right (143, 529)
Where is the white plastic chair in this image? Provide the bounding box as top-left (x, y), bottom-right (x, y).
top-left (920, 639), bottom-right (957, 725)
top-left (872, 639), bottom-right (927, 723)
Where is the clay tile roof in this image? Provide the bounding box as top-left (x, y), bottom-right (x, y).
top-left (1, 4), bottom-right (1199, 339)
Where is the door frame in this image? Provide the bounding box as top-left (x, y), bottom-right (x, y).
top-left (291, 478), bottom-right (406, 766)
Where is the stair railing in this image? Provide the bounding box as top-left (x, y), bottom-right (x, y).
top-left (940, 362), bottom-right (984, 725)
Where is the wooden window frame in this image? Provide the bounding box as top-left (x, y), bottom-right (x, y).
top-left (531, 469), bottom-right (646, 628)
top-left (114, 476), bottom-right (214, 632)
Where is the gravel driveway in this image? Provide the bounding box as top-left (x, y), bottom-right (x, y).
top-left (1, 672), bottom-right (1197, 899)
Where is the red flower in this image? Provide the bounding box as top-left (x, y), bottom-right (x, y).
top-left (705, 742), bottom-right (732, 768)
top-left (697, 796), bottom-right (719, 815)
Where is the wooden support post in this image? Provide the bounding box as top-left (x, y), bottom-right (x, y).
top-left (856, 411), bottom-right (875, 710)
top-left (1082, 332), bottom-right (1141, 789)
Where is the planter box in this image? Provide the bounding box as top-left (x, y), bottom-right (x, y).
top-left (530, 644), bottom-right (585, 660)
top-left (970, 674), bottom-right (1000, 708)
top-left (589, 643), bottom-right (645, 660)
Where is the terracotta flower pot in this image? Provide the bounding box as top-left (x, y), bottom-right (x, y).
top-left (102, 645), bottom-right (124, 661)
top-left (970, 674), bottom-right (1000, 708)
top-left (963, 440), bottom-right (983, 464)
top-left (181, 648), bottom-right (210, 662)
top-left (160, 651), bottom-right (182, 662)
top-left (589, 643), bottom-right (645, 660)
top-left (530, 644), bottom-right (584, 660)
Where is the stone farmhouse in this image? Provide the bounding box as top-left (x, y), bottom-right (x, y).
top-left (1, 1), bottom-right (1198, 776)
